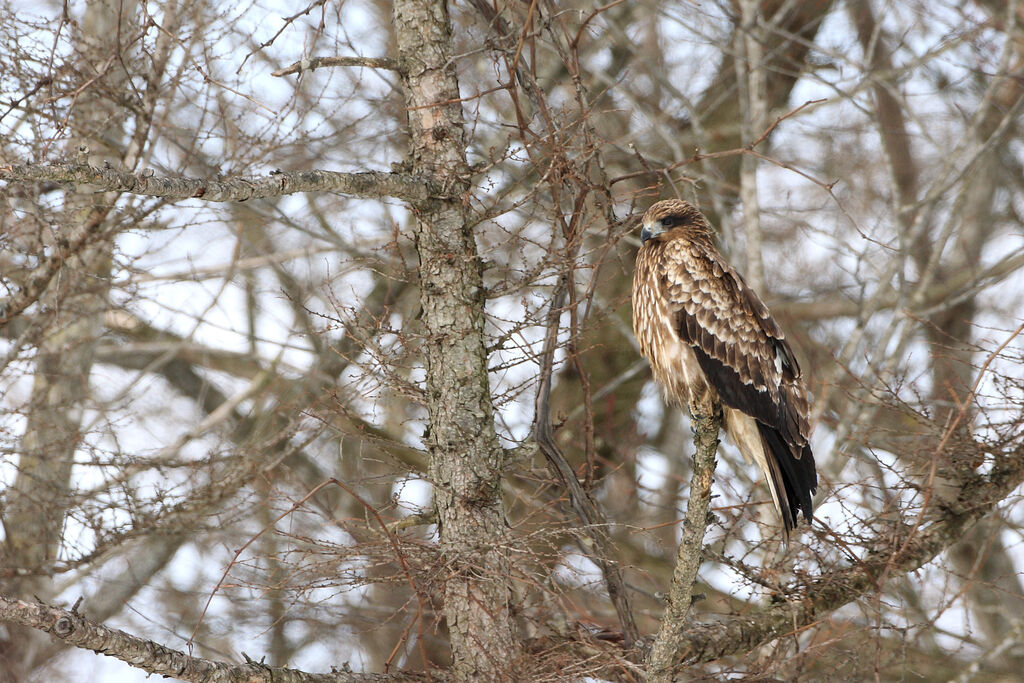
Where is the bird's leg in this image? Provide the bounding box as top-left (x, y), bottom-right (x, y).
top-left (687, 385), bottom-right (719, 432)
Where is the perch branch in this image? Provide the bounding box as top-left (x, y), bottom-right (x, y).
top-left (645, 397), bottom-right (720, 679)
top-left (655, 438), bottom-right (1024, 670)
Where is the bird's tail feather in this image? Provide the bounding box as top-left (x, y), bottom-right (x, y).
top-left (757, 423), bottom-right (817, 539)
top-left (761, 447), bottom-right (795, 540)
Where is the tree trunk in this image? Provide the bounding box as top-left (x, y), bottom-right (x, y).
top-left (393, 0), bottom-right (519, 678)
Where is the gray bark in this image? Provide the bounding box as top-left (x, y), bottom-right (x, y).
top-left (393, 0), bottom-right (519, 679)
top-left (646, 396), bottom-right (720, 680)
top-left (0, 594), bottom-right (436, 683)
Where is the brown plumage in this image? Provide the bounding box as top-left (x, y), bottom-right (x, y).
top-left (632, 199), bottom-right (817, 537)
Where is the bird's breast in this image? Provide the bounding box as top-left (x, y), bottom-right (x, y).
top-left (632, 276), bottom-right (707, 408)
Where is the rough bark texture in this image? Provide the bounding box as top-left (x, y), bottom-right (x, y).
top-left (0, 162), bottom-right (441, 205)
top-left (646, 396), bottom-right (719, 680)
top-left (392, 0), bottom-right (519, 679)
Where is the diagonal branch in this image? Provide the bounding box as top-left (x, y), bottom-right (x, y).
top-left (0, 594), bottom-right (434, 683)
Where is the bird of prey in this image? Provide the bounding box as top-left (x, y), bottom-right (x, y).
top-left (632, 199), bottom-right (817, 537)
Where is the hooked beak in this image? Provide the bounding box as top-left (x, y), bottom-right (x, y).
top-left (640, 219), bottom-right (662, 244)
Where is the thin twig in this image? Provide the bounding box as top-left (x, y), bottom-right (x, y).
top-left (272, 55), bottom-right (404, 77)
top-left (532, 276), bottom-right (640, 647)
top-left (329, 478), bottom-right (431, 678)
top-left (189, 479), bottom-right (338, 648)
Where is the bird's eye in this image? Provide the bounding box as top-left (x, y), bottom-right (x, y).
top-left (661, 216), bottom-right (678, 228)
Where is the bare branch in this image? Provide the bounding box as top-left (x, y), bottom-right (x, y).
top-left (666, 441), bottom-right (1024, 668)
top-left (0, 205), bottom-right (108, 328)
top-left (532, 276), bottom-right (640, 647)
top-left (272, 55), bottom-right (404, 77)
top-left (0, 160), bottom-right (444, 203)
top-left (0, 594), bottom-right (433, 682)
top-left (780, 248), bottom-right (1024, 321)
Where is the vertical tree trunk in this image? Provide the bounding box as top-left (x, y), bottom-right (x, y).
top-left (735, 0), bottom-right (765, 291)
top-left (393, 0), bottom-right (519, 679)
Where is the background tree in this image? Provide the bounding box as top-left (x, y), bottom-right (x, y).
top-left (2, 0), bottom-right (1024, 680)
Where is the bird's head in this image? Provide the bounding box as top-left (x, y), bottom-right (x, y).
top-left (640, 199), bottom-right (710, 244)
